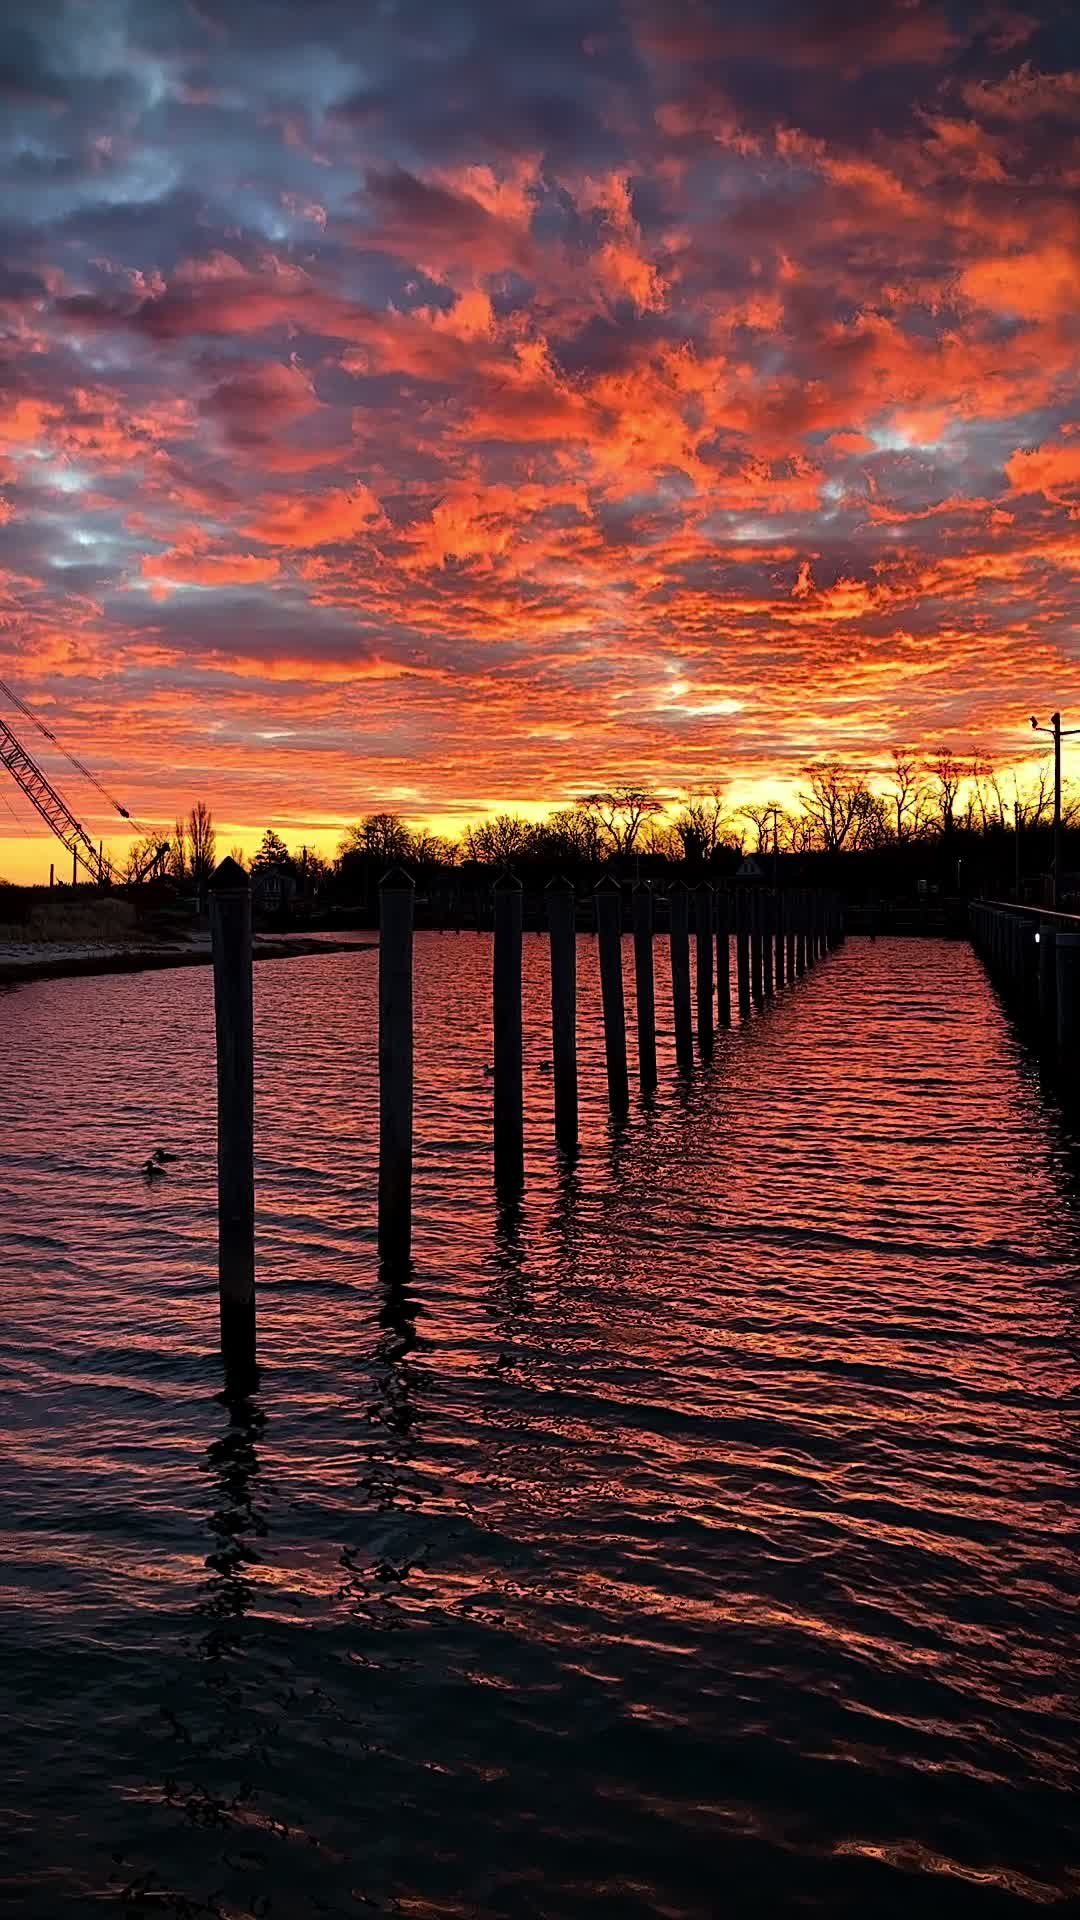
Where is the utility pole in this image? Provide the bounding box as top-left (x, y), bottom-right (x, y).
top-left (1031, 711), bottom-right (1080, 908)
top-left (1014, 799), bottom-right (1021, 902)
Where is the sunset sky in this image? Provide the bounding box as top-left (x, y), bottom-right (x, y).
top-left (1, 0), bottom-right (1078, 880)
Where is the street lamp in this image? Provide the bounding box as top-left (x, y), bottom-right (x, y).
top-left (1030, 711), bottom-right (1080, 907)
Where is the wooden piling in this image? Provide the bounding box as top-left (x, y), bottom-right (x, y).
top-left (1056, 932), bottom-right (1080, 1074)
top-left (795, 892), bottom-right (807, 975)
top-left (715, 888), bottom-right (731, 1026)
top-left (750, 889), bottom-right (765, 1004)
top-left (695, 883), bottom-right (715, 1053)
top-left (735, 887), bottom-right (751, 1015)
top-left (378, 868), bottom-right (414, 1266)
top-left (545, 875), bottom-right (579, 1150)
top-left (633, 882), bottom-right (658, 1093)
top-left (209, 857), bottom-right (256, 1371)
top-left (596, 875), bottom-right (630, 1113)
top-left (669, 881), bottom-right (694, 1069)
top-left (1039, 921), bottom-right (1057, 1040)
top-left (762, 892), bottom-right (775, 998)
top-left (493, 870), bottom-right (524, 1189)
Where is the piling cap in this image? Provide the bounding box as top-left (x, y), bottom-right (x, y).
top-left (667, 876), bottom-right (688, 892)
top-left (210, 856), bottom-right (249, 891)
top-left (632, 878), bottom-right (653, 893)
top-left (379, 866), bottom-right (415, 889)
top-left (694, 878), bottom-right (715, 892)
top-left (545, 873), bottom-right (574, 892)
top-left (493, 866), bottom-right (522, 891)
top-left (595, 872), bottom-right (621, 893)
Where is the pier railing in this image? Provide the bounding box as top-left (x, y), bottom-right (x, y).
top-left (207, 861), bottom-right (843, 1373)
top-left (970, 898), bottom-right (1080, 1086)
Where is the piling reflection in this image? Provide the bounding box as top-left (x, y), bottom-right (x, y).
top-left (364, 1263), bottom-right (423, 1503)
top-left (197, 1382), bottom-right (267, 1658)
top-left (4, 936), bottom-right (1080, 1916)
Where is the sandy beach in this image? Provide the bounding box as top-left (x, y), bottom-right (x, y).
top-left (0, 932), bottom-right (375, 989)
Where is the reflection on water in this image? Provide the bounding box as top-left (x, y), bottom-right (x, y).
top-left (1, 935), bottom-right (1078, 1916)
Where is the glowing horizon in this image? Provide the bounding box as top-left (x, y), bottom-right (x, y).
top-left (0, 0), bottom-right (1077, 884)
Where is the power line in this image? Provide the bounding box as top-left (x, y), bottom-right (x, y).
top-left (0, 678), bottom-right (147, 832)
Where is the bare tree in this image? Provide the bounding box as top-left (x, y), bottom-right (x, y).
top-left (339, 813), bottom-right (414, 862)
top-left (576, 786), bottom-right (664, 856)
top-left (122, 833), bottom-right (171, 883)
top-left (409, 830), bottom-right (457, 865)
top-left (962, 752), bottom-right (1008, 834)
top-left (739, 801), bottom-right (786, 856)
top-left (927, 750), bottom-right (968, 836)
top-left (885, 749), bottom-right (929, 843)
top-left (640, 818), bottom-right (683, 860)
top-left (168, 815), bottom-right (189, 882)
top-left (673, 787), bottom-right (735, 862)
top-left (545, 807), bottom-right (606, 864)
top-left (798, 763), bottom-right (877, 853)
top-left (187, 801), bottom-right (217, 888)
top-left (462, 815), bottom-right (533, 864)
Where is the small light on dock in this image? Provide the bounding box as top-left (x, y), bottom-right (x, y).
top-left (1035, 931), bottom-right (1041, 945)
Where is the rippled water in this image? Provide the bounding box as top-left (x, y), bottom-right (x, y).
top-left (1, 934), bottom-right (1077, 1917)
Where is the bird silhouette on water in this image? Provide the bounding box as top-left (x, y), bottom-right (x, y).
top-left (141, 1158), bottom-right (166, 1179)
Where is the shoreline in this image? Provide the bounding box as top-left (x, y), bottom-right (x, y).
top-left (0, 934), bottom-right (376, 990)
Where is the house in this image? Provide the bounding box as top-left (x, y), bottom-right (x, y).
top-left (251, 863), bottom-right (297, 913)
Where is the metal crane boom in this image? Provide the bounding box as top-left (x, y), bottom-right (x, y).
top-left (0, 713), bottom-right (114, 883)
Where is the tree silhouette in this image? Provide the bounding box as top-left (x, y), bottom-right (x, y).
top-left (576, 786), bottom-right (663, 855)
top-left (251, 827), bottom-right (291, 870)
top-left (187, 801), bottom-right (216, 888)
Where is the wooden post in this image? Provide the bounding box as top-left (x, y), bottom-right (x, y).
top-left (773, 892), bottom-right (785, 989)
top-left (596, 875), bottom-right (629, 1113)
top-left (378, 868), bottom-right (414, 1266)
top-left (493, 870), bottom-right (524, 1189)
top-left (762, 891), bottom-right (775, 998)
top-left (1038, 922), bottom-right (1057, 1041)
top-left (695, 883), bottom-right (714, 1053)
top-left (1056, 931), bottom-right (1080, 1074)
top-left (735, 887), bottom-right (751, 1015)
top-left (49, 862), bottom-right (54, 890)
top-left (715, 887), bottom-right (731, 1026)
top-left (633, 882), bottom-right (658, 1093)
top-left (795, 892), bottom-right (807, 975)
top-left (545, 875), bottom-right (578, 1150)
top-left (750, 888), bottom-right (765, 1004)
top-left (669, 881), bottom-right (694, 1069)
top-left (209, 857), bottom-right (255, 1373)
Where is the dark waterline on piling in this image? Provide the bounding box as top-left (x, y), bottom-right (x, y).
top-left (1, 936), bottom-right (1078, 1916)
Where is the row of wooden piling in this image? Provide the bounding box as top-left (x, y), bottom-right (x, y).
top-left (970, 900), bottom-right (1080, 1074)
top-left (207, 858), bottom-right (842, 1370)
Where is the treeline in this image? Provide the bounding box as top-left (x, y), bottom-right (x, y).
top-left (116, 752), bottom-right (1080, 900)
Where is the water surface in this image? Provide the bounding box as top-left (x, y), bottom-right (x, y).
top-left (1, 935), bottom-right (1077, 1916)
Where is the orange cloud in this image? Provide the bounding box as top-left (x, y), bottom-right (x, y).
top-left (245, 484), bottom-right (385, 548)
top-left (1006, 439), bottom-right (1080, 504)
top-left (141, 547), bottom-right (282, 589)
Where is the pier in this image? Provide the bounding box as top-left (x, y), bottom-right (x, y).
top-left (210, 867), bottom-right (843, 1370)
